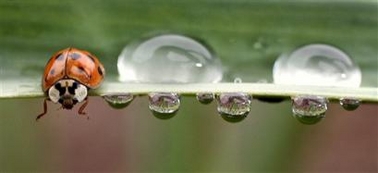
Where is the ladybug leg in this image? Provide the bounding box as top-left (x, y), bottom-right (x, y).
top-left (78, 98), bottom-right (89, 119)
top-left (36, 98), bottom-right (48, 121)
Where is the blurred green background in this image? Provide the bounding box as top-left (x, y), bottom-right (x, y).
top-left (0, 0), bottom-right (377, 172)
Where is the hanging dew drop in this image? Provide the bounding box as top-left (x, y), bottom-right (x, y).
top-left (292, 96), bottom-right (328, 125)
top-left (216, 93), bottom-right (252, 123)
top-left (196, 93), bottom-right (214, 104)
top-left (102, 93), bottom-right (134, 109)
top-left (117, 34), bottom-right (223, 83)
top-left (148, 93), bottom-right (180, 120)
top-left (273, 44), bottom-right (361, 87)
top-left (339, 97), bottom-right (360, 111)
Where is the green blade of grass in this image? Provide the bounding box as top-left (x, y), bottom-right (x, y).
top-left (0, 0), bottom-right (377, 101)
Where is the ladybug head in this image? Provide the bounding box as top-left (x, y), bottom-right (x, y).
top-left (48, 79), bottom-right (88, 109)
top-left (60, 94), bottom-right (77, 109)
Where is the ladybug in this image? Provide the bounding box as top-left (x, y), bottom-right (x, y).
top-left (37, 47), bottom-right (105, 120)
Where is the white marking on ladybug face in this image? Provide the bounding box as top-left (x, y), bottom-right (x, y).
top-left (48, 79), bottom-right (88, 103)
top-left (48, 86), bottom-right (60, 103)
top-left (74, 83), bottom-right (87, 102)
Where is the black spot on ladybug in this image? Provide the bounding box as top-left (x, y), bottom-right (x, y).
top-left (98, 66), bottom-right (103, 76)
top-left (55, 53), bottom-right (64, 60)
top-left (68, 82), bottom-right (78, 95)
top-left (87, 55), bottom-right (95, 63)
top-left (55, 83), bottom-right (65, 96)
top-left (72, 82), bottom-right (78, 88)
top-left (71, 53), bottom-right (81, 60)
top-left (49, 69), bottom-right (55, 75)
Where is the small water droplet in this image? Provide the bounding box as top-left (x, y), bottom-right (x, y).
top-left (340, 97), bottom-right (360, 111)
top-left (216, 93), bottom-right (252, 123)
top-left (102, 93), bottom-right (134, 109)
top-left (233, 77), bottom-right (243, 83)
top-left (196, 93), bottom-right (214, 104)
top-left (253, 37), bottom-right (269, 50)
top-left (253, 42), bottom-right (264, 50)
top-left (148, 92), bottom-right (180, 119)
top-left (292, 95), bottom-right (328, 125)
top-left (273, 44), bottom-right (361, 87)
top-left (117, 34), bottom-right (223, 83)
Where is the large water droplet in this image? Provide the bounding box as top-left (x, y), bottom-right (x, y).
top-left (102, 93), bottom-right (134, 109)
top-left (117, 34), bottom-right (223, 83)
top-left (216, 93), bottom-right (252, 123)
top-left (292, 96), bottom-right (328, 125)
top-left (148, 92), bottom-right (180, 119)
top-left (339, 97), bottom-right (360, 111)
top-left (273, 44), bottom-right (361, 87)
top-left (196, 93), bottom-right (214, 104)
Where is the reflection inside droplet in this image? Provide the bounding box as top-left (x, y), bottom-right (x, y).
top-left (216, 93), bottom-right (252, 123)
top-left (148, 92), bottom-right (180, 119)
top-left (102, 93), bottom-right (134, 109)
top-left (340, 97), bottom-right (360, 111)
top-left (273, 44), bottom-right (361, 87)
top-left (117, 34), bottom-right (223, 83)
top-left (196, 93), bottom-right (214, 104)
top-left (292, 95), bottom-right (328, 125)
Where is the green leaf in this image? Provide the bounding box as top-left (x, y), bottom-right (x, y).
top-left (0, 0), bottom-right (377, 102)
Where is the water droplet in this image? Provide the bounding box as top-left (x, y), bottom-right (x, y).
top-left (253, 37), bottom-right (269, 50)
top-left (216, 93), bottom-right (252, 123)
top-left (117, 34), bottom-right (223, 83)
top-left (102, 93), bottom-right (134, 109)
top-left (148, 92), bottom-right (180, 119)
top-left (273, 44), bottom-right (361, 87)
top-left (196, 93), bottom-right (214, 104)
top-left (340, 97), bottom-right (360, 111)
top-left (233, 77), bottom-right (243, 83)
top-left (292, 95), bottom-right (328, 125)
top-left (253, 41), bottom-right (264, 50)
